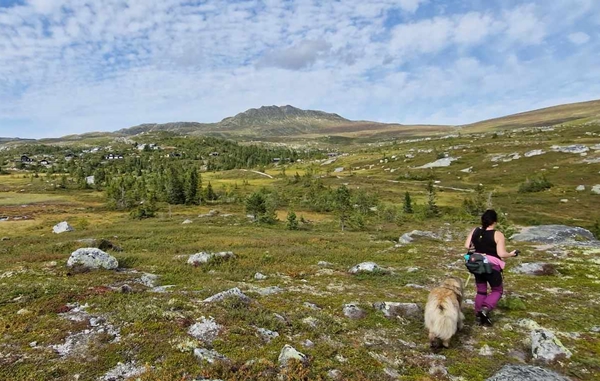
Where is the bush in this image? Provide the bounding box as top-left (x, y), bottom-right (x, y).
top-left (130, 201), bottom-right (157, 220)
top-left (518, 175), bottom-right (552, 193)
top-left (286, 210), bottom-right (299, 230)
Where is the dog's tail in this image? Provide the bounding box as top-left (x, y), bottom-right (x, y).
top-left (424, 297), bottom-right (458, 342)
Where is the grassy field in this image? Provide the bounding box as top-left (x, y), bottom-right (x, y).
top-left (1, 121), bottom-right (599, 380)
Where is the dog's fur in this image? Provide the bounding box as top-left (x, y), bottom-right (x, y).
top-left (424, 277), bottom-right (465, 349)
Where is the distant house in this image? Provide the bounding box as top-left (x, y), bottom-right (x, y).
top-left (39, 159), bottom-right (51, 166)
top-left (327, 152), bottom-right (338, 157)
top-left (86, 176), bottom-right (95, 185)
top-left (272, 158), bottom-right (281, 163)
top-left (20, 155), bottom-right (33, 163)
top-left (169, 152), bottom-right (182, 158)
top-left (64, 154), bottom-right (75, 161)
top-left (209, 152), bottom-right (220, 157)
top-left (104, 153), bottom-right (124, 160)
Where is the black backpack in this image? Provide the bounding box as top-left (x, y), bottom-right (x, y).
top-left (465, 253), bottom-right (493, 275)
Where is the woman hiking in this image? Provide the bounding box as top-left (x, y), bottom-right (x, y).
top-left (464, 209), bottom-right (518, 326)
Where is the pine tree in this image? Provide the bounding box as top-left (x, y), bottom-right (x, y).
top-left (426, 180), bottom-right (440, 217)
top-left (185, 167), bottom-right (199, 205)
top-left (245, 192), bottom-right (267, 222)
top-left (166, 166), bottom-right (185, 204)
top-left (334, 185), bottom-right (352, 231)
top-left (286, 210), bottom-right (299, 230)
top-left (205, 181), bottom-right (217, 201)
top-left (403, 191), bottom-right (413, 213)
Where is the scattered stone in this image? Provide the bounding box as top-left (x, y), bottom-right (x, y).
top-left (254, 272), bottom-right (267, 280)
top-left (511, 225), bottom-right (599, 247)
top-left (278, 345), bottom-right (308, 367)
top-left (551, 144), bottom-right (589, 154)
top-left (398, 230), bottom-right (439, 244)
top-left (120, 284), bottom-right (133, 293)
top-left (137, 273), bottom-right (159, 288)
top-left (273, 313), bottom-right (287, 324)
top-left (343, 303), bottom-right (366, 320)
top-left (302, 317), bottom-right (318, 328)
top-left (348, 262), bottom-right (385, 274)
top-left (334, 167), bottom-right (344, 173)
top-left (510, 263), bottom-right (557, 276)
top-left (592, 185), bottom-right (600, 195)
top-left (524, 149), bottom-right (545, 157)
top-left (100, 361), bottom-right (146, 381)
top-left (198, 210), bottom-right (219, 218)
top-left (373, 302), bottom-right (421, 319)
top-left (203, 287), bottom-right (251, 303)
top-left (327, 369), bottom-right (342, 380)
top-left (303, 302), bottom-right (321, 310)
top-left (417, 157), bottom-right (458, 168)
top-left (193, 348), bottom-right (229, 364)
top-left (486, 365), bottom-right (570, 381)
top-left (182, 219), bottom-right (193, 225)
top-left (460, 167), bottom-right (473, 173)
top-left (256, 327), bottom-right (279, 342)
top-left (318, 261), bottom-right (333, 267)
top-left (67, 248), bottom-right (118, 270)
top-left (576, 185), bottom-right (585, 191)
top-left (531, 329), bottom-right (572, 362)
top-left (188, 317), bottom-right (222, 344)
top-left (53, 221), bottom-right (74, 234)
top-left (560, 199), bottom-right (568, 203)
top-left (252, 286), bottom-right (283, 296)
top-left (17, 308), bottom-right (31, 315)
top-left (479, 344), bottom-right (494, 356)
top-left (405, 283), bottom-right (427, 289)
top-left (187, 251), bottom-right (235, 266)
top-left (589, 326), bottom-right (600, 333)
top-left (1, 237), bottom-right (9, 241)
top-left (302, 339), bottom-right (315, 348)
top-left (149, 285), bottom-right (175, 293)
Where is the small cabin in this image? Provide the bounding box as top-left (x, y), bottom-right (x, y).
top-left (64, 154), bottom-right (75, 161)
top-left (272, 158), bottom-right (281, 163)
top-left (20, 155), bottom-right (33, 163)
top-left (209, 152), bottom-right (220, 157)
top-left (169, 152), bottom-right (182, 158)
top-left (39, 159), bottom-right (51, 166)
top-left (327, 152), bottom-right (338, 157)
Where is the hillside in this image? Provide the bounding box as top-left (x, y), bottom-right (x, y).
top-left (461, 99), bottom-right (600, 132)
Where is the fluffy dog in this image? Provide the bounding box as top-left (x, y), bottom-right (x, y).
top-left (424, 277), bottom-right (465, 349)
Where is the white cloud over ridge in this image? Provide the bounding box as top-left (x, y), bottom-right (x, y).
top-left (0, 0), bottom-right (598, 138)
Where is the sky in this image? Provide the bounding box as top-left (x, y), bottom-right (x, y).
top-left (0, 0), bottom-right (599, 138)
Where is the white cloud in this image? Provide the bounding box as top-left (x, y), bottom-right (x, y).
top-left (568, 32), bottom-right (590, 45)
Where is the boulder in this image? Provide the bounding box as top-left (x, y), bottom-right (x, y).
top-left (278, 345), bottom-right (308, 366)
top-left (417, 157), bottom-right (458, 169)
top-left (53, 221), bottom-right (74, 234)
top-left (510, 263), bottom-right (557, 276)
top-left (67, 248), bottom-right (118, 270)
top-left (486, 365), bottom-right (570, 381)
top-left (138, 273), bottom-right (159, 288)
top-left (182, 219), bottom-right (193, 224)
top-left (343, 303), bottom-right (366, 320)
top-left (373, 302), bottom-right (421, 319)
top-left (349, 262), bottom-right (385, 274)
top-left (100, 361), bottom-right (146, 381)
top-left (511, 225), bottom-right (599, 247)
top-left (531, 329), bottom-right (572, 362)
top-left (203, 287), bottom-right (251, 303)
top-left (187, 251), bottom-right (235, 266)
top-left (188, 317), bottom-right (222, 344)
top-left (399, 230), bottom-right (439, 244)
top-left (576, 185), bottom-right (585, 191)
top-left (193, 348), bottom-right (229, 364)
top-left (592, 185), bottom-right (600, 195)
top-left (254, 272), bottom-right (267, 280)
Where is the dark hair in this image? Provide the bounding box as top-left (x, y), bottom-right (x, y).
top-left (481, 209), bottom-right (498, 230)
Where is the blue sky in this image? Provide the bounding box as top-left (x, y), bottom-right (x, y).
top-left (0, 0), bottom-right (599, 138)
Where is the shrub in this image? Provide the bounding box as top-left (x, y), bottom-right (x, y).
top-left (518, 175), bottom-right (552, 193)
top-left (286, 210), bottom-right (299, 230)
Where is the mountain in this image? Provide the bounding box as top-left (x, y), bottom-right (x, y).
top-left (117, 105), bottom-right (450, 139)
top-left (461, 99), bottom-right (600, 132)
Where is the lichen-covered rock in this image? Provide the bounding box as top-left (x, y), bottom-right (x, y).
top-left (188, 317), bottom-right (222, 344)
top-left (53, 221), bottom-right (74, 234)
top-left (510, 263), bottom-right (557, 276)
top-left (256, 327), bottom-right (279, 342)
top-left (67, 248), bottom-right (118, 270)
top-left (187, 251), bottom-right (235, 266)
top-left (137, 273), bottom-right (159, 288)
top-left (511, 225), bottom-right (599, 247)
top-left (398, 230), bottom-right (439, 244)
top-left (373, 302), bottom-right (421, 319)
top-left (182, 219), bottom-right (193, 224)
top-left (254, 272), bottom-right (267, 280)
top-left (203, 287), bottom-right (251, 303)
top-left (592, 185), bottom-right (600, 195)
top-left (193, 348), bottom-right (229, 364)
top-left (343, 303), bottom-right (366, 320)
top-left (100, 361), bottom-right (146, 381)
top-left (349, 262), bottom-right (385, 274)
top-left (486, 365), bottom-right (570, 381)
top-left (278, 344), bottom-right (308, 366)
top-left (531, 329), bottom-right (572, 362)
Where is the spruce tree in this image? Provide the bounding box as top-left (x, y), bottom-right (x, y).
top-left (334, 185), bottom-right (352, 231)
top-left (286, 210), bottom-right (299, 230)
top-left (403, 191), bottom-right (413, 213)
top-left (185, 167), bottom-right (199, 205)
top-left (426, 180), bottom-right (440, 217)
top-left (166, 166), bottom-right (185, 204)
top-left (205, 181), bottom-right (217, 201)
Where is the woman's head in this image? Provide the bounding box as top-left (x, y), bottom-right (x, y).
top-left (481, 209), bottom-right (498, 230)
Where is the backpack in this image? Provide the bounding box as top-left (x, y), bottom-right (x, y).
top-left (465, 253), bottom-right (493, 275)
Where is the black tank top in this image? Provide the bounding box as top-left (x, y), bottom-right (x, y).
top-left (472, 227), bottom-right (499, 258)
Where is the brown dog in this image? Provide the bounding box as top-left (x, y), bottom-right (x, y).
top-left (424, 277), bottom-right (464, 349)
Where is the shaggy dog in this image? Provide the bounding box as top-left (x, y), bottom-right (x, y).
top-left (424, 277), bottom-right (465, 349)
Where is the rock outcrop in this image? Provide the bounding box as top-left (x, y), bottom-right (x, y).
top-left (349, 262), bottom-right (385, 274)
top-left (486, 365), bottom-right (569, 381)
top-left (187, 251), bottom-right (235, 266)
top-left (373, 302), bottom-right (421, 319)
top-left (203, 287), bottom-right (251, 303)
top-left (531, 329), bottom-right (572, 362)
top-left (67, 248), bottom-right (118, 270)
top-left (511, 225), bottom-right (599, 247)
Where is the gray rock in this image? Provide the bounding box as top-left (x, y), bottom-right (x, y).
top-left (254, 272), bottom-right (267, 280)
top-left (252, 286), bottom-right (283, 296)
top-left (343, 303), bottom-right (366, 320)
top-left (53, 221), bottom-right (74, 234)
top-left (149, 285), bottom-right (175, 293)
top-left (327, 369), bottom-right (342, 380)
top-left (531, 329), bottom-right (572, 362)
top-left (100, 361), bottom-right (146, 381)
top-left (398, 230), bottom-right (439, 244)
top-left (318, 261), bottom-right (334, 267)
top-left (67, 248), bottom-right (118, 270)
top-left (525, 149), bottom-right (545, 157)
top-left (193, 348), bottom-right (229, 364)
top-left (187, 251), bottom-right (235, 266)
top-left (182, 219), bottom-right (193, 224)
top-left (417, 157), bottom-right (458, 168)
top-left (373, 302), bottom-right (421, 319)
top-left (349, 262), bottom-right (385, 274)
top-left (551, 144), bottom-right (589, 154)
top-left (576, 185), bottom-right (585, 191)
top-left (203, 287), bottom-right (251, 303)
top-left (278, 345), bottom-right (308, 366)
top-left (511, 225), bottom-right (599, 247)
top-left (256, 327), bottom-right (279, 342)
top-left (486, 365), bottom-right (570, 381)
top-left (138, 273), bottom-right (159, 288)
top-left (303, 302), bottom-right (321, 310)
top-left (188, 317), bottom-right (222, 344)
top-left (593, 185), bottom-right (600, 195)
top-left (510, 263), bottom-right (557, 276)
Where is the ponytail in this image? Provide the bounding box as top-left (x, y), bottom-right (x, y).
top-left (481, 209), bottom-right (498, 230)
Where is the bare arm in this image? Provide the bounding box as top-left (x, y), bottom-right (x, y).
top-left (495, 231), bottom-right (516, 258)
top-left (464, 228), bottom-right (475, 250)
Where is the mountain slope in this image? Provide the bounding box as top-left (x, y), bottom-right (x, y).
top-left (461, 99), bottom-right (600, 132)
